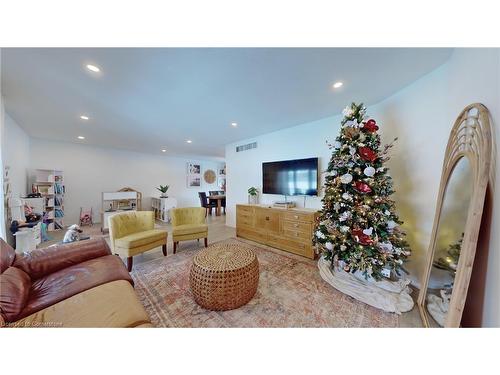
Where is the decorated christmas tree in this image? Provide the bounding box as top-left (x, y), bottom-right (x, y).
top-left (314, 102), bottom-right (411, 280)
top-left (434, 233), bottom-right (463, 274)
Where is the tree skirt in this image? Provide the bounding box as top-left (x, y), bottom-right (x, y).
top-left (318, 257), bottom-right (414, 314)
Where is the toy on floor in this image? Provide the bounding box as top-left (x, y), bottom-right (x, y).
top-left (79, 207), bottom-right (93, 226)
top-left (63, 224), bottom-right (84, 243)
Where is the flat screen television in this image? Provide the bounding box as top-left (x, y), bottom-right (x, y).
top-left (262, 157), bottom-right (319, 196)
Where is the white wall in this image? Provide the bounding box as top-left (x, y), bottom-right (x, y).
top-left (2, 114), bottom-right (30, 198)
top-left (225, 48), bottom-right (500, 326)
top-left (0, 48), bottom-right (5, 239)
top-left (370, 48), bottom-right (500, 326)
top-left (0, 107), bottom-right (31, 243)
top-left (225, 113), bottom-right (341, 228)
top-left (29, 138), bottom-right (224, 225)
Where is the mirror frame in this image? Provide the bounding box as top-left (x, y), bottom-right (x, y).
top-left (417, 103), bottom-right (492, 328)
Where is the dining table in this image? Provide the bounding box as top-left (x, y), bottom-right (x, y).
top-left (208, 195), bottom-right (226, 216)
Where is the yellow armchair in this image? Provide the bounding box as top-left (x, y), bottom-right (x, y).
top-left (109, 211), bottom-right (168, 271)
top-left (171, 207), bottom-right (208, 254)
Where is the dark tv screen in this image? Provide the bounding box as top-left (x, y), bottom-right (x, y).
top-left (262, 157), bottom-right (318, 196)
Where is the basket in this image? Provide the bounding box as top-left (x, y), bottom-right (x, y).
top-left (189, 242), bottom-right (259, 311)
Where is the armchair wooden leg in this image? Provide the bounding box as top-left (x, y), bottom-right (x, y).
top-left (173, 241), bottom-right (177, 254)
top-left (127, 257), bottom-right (133, 272)
top-left (204, 237), bottom-right (208, 248)
top-left (162, 244), bottom-right (167, 256)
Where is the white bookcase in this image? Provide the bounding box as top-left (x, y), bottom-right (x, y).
top-left (151, 197), bottom-right (177, 223)
top-left (31, 169), bottom-right (65, 231)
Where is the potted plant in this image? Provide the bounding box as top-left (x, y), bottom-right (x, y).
top-left (157, 185), bottom-right (170, 198)
top-left (248, 186), bottom-right (258, 204)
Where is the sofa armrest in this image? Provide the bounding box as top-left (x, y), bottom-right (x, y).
top-left (14, 238), bottom-right (111, 280)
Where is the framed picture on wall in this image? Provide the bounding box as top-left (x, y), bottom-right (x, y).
top-left (187, 162), bottom-right (201, 175)
top-left (187, 175), bottom-right (201, 188)
top-left (217, 177), bottom-right (226, 191)
top-left (187, 162), bottom-right (202, 188)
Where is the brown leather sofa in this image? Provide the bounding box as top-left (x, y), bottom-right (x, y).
top-left (0, 238), bottom-right (152, 328)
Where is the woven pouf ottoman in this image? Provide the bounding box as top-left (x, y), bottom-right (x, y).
top-left (189, 242), bottom-right (259, 311)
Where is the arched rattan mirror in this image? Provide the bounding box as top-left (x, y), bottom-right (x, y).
top-left (417, 103), bottom-right (492, 328)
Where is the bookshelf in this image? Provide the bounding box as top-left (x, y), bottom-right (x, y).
top-left (31, 169), bottom-right (65, 231)
top-left (151, 197), bottom-right (177, 223)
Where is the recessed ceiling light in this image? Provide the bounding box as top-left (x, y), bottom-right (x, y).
top-left (231, 122), bottom-right (238, 127)
top-left (333, 81), bottom-right (343, 89)
top-left (80, 115), bottom-right (89, 120)
top-left (86, 64), bottom-right (100, 73)
top-left (186, 140), bottom-right (192, 144)
top-left (77, 136), bottom-right (85, 140)
top-left (161, 149), bottom-right (167, 153)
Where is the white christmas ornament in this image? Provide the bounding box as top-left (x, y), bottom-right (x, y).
top-left (342, 192), bottom-right (352, 201)
top-left (340, 173), bottom-right (353, 184)
top-left (349, 146), bottom-right (356, 155)
top-left (379, 242), bottom-right (394, 253)
top-left (325, 242), bottom-right (334, 251)
top-left (316, 230), bottom-right (326, 239)
top-left (333, 141), bottom-right (342, 149)
top-left (331, 169), bottom-right (338, 176)
top-left (387, 220), bottom-right (397, 230)
top-left (362, 227), bottom-right (373, 236)
top-left (340, 245), bottom-right (347, 251)
top-left (339, 211), bottom-right (352, 222)
top-left (364, 166), bottom-right (376, 177)
top-left (342, 106), bottom-right (354, 118)
top-left (340, 226), bottom-right (350, 233)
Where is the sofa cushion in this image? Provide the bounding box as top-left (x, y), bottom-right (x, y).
top-left (172, 223), bottom-right (208, 236)
top-left (115, 229), bottom-right (167, 249)
top-left (0, 267), bottom-right (31, 322)
top-left (11, 280), bottom-right (152, 328)
top-left (17, 254), bottom-right (132, 320)
top-left (14, 238), bottom-right (111, 280)
top-left (1, 238), bottom-right (17, 274)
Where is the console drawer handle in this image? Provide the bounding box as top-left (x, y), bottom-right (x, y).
top-left (266, 216), bottom-right (269, 221)
top-left (294, 215), bottom-right (299, 219)
top-left (294, 223), bottom-right (299, 227)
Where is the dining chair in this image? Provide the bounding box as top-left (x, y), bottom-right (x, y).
top-left (218, 191), bottom-right (226, 213)
top-left (198, 192), bottom-right (217, 216)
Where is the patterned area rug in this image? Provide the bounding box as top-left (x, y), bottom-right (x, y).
top-left (131, 238), bottom-right (399, 327)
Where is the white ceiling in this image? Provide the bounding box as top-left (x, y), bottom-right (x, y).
top-left (1, 48), bottom-right (452, 157)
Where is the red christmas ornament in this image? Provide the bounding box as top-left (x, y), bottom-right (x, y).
top-left (363, 119), bottom-right (379, 133)
top-left (354, 181), bottom-right (372, 194)
top-left (352, 229), bottom-right (374, 246)
top-left (358, 146), bottom-right (378, 162)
